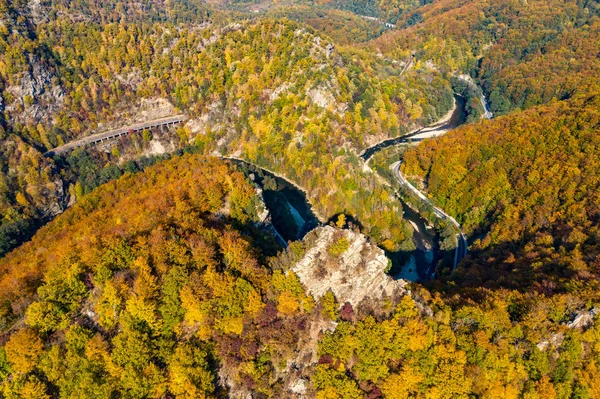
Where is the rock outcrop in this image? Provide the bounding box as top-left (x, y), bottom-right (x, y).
top-left (567, 307), bottom-right (599, 330)
top-left (537, 307), bottom-right (598, 351)
top-left (5, 54), bottom-right (64, 125)
top-left (292, 226), bottom-right (408, 308)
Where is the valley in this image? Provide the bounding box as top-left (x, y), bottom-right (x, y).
top-left (0, 0), bottom-right (599, 398)
top-left (41, 82), bottom-right (472, 283)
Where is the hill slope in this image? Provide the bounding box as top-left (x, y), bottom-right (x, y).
top-left (0, 3), bottom-right (455, 256)
top-left (402, 91), bottom-right (600, 292)
top-left (371, 0), bottom-right (600, 115)
top-left (0, 155), bottom-right (598, 398)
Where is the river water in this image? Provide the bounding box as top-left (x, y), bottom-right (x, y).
top-left (391, 202), bottom-right (437, 281)
top-left (361, 95), bottom-right (466, 160)
top-left (232, 160), bottom-right (439, 281)
top-left (365, 95), bottom-right (468, 282)
top-left (228, 160), bottom-right (319, 243)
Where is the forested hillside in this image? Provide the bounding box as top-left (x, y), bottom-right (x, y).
top-left (402, 90), bottom-right (600, 293)
top-left (0, 155), bottom-right (309, 397)
top-left (320, 0), bottom-right (429, 24)
top-left (0, 0), bottom-right (217, 256)
top-left (372, 0), bottom-right (600, 115)
top-left (1, 155), bottom-right (599, 399)
top-left (0, 0), bottom-right (456, 256)
top-left (183, 20), bottom-right (452, 250)
top-left (266, 6), bottom-right (386, 45)
top-left (0, 156), bottom-right (261, 327)
top-left (0, 0), bottom-right (600, 397)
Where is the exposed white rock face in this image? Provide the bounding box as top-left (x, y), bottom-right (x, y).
top-left (292, 226), bottom-right (407, 307)
top-left (268, 83), bottom-right (291, 102)
top-left (537, 333), bottom-right (565, 351)
top-left (147, 139), bottom-right (168, 155)
top-left (307, 86), bottom-right (335, 109)
top-left (5, 54), bottom-right (64, 124)
top-left (567, 307), bottom-right (599, 330)
top-left (28, 0), bottom-right (47, 24)
top-left (289, 378), bottom-right (308, 396)
top-left (95, 98), bottom-right (176, 133)
top-left (252, 186), bottom-right (270, 223)
top-left (537, 307), bottom-right (598, 351)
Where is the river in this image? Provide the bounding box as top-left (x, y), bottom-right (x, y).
top-left (392, 202), bottom-right (438, 281)
top-left (228, 159), bottom-right (319, 243)
top-left (361, 95), bottom-right (466, 161)
top-left (364, 94), bottom-right (468, 282)
top-left (230, 92), bottom-right (471, 282)
top-left (231, 158), bottom-right (441, 282)
top-left (230, 158), bottom-right (440, 281)
top-left (36, 81), bottom-right (477, 283)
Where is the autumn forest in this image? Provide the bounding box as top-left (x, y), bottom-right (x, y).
top-left (0, 0), bottom-right (599, 398)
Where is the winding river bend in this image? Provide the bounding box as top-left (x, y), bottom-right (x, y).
top-left (229, 157), bottom-right (443, 282)
top-left (364, 94), bottom-right (470, 281)
top-left (37, 73), bottom-right (489, 284)
top-left (230, 94), bottom-right (473, 282)
top-left (227, 159), bottom-right (319, 244)
top-left (361, 95), bottom-right (467, 161)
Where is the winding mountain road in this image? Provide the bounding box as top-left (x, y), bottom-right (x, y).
top-left (391, 161), bottom-right (468, 269)
top-left (458, 74), bottom-right (493, 119)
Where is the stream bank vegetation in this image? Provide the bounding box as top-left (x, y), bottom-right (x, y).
top-left (369, 144), bottom-right (462, 278)
top-left (0, 3), bottom-right (456, 256)
top-left (402, 90), bottom-right (600, 296)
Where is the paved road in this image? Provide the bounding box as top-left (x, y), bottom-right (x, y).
top-left (391, 161), bottom-right (468, 269)
top-left (45, 115), bottom-right (186, 156)
top-left (458, 74), bottom-right (493, 119)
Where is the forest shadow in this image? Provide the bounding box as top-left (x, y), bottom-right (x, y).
top-left (228, 159), bottom-right (320, 242)
top-left (385, 243), bottom-right (456, 283)
top-left (422, 237), bottom-right (582, 305)
top-left (325, 213), bottom-right (364, 231)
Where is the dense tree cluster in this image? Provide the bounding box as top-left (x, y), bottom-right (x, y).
top-left (315, 0), bottom-right (430, 24)
top-left (30, 0), bottom-right (213, 24)
top-left (1, 1), bottom-right (599, 397)
top-left (402, 90), bottom-right (600, 293)
top-left (0, 156), bottom-right (262, 326)
top-left (316, 291), bottom-right (600, 399)
top-left (266, 6), bottom-right (386, 45)
top-left (371, 0), bottom-right (600, 115)
top-left (0, 156), bottom-right (598, 397)
top-left (0, 0), bottom-right (456, 255)
top-left (0, 155), bottom-right (311, 397)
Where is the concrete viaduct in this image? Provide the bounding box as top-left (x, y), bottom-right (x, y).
top-left (45, 115), bottom-right (186, 156)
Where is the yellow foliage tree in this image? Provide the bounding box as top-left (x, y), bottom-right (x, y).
top-left (18, 376), bottom-right (50, 399)
top-left (380, 367), bottom-right (424, 399)
top-left (277, 290), bottom-right (300, 316)
top-left (4, 329), bottom-right (43, 374)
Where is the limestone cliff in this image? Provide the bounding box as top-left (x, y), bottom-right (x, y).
top-left (292, 226), bottom-right (408, 308)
